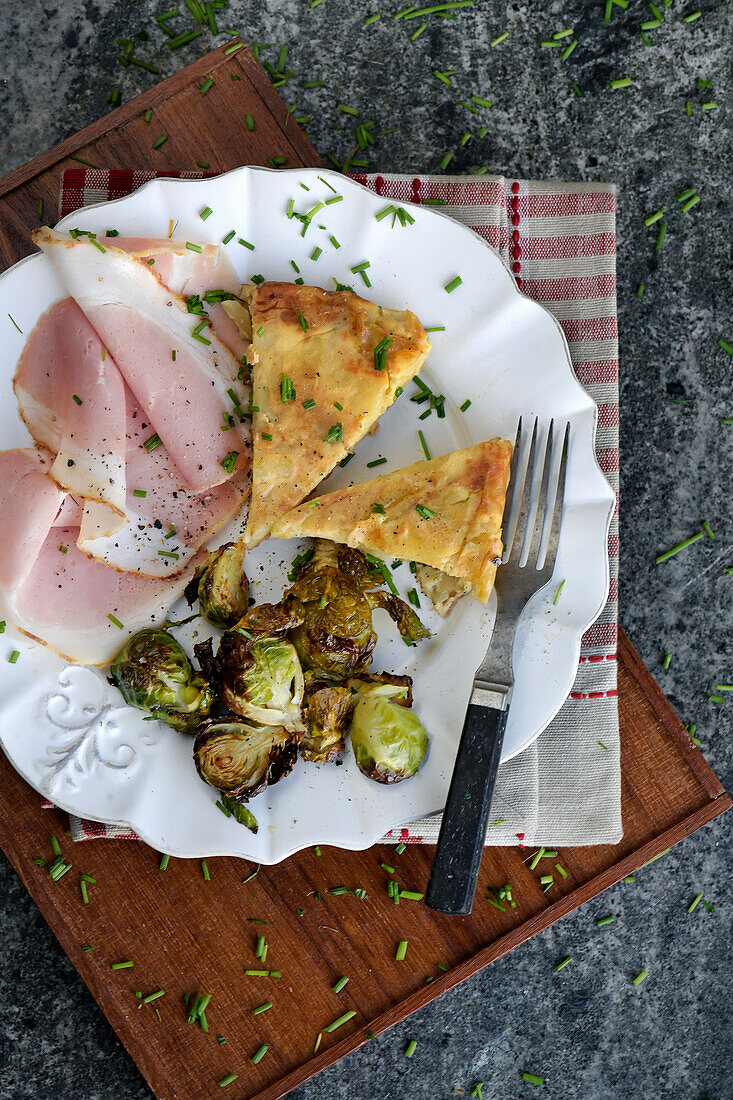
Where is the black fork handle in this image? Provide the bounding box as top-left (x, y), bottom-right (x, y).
top-left (425, 702), bottom-right (509, 916)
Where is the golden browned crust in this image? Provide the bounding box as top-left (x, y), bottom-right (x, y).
top-left (230, 282), bottom-right (430, 546)
top-left (271, 439), bottom-right (512, 604)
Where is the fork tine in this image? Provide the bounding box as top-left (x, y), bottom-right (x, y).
top-left (524, 419), bottom-right (555, 568)
top-left (518, 420), bottom-right (549, 568)
top-left (536, 421), bottom-right (569, 571)
top-left (502, 416), bottom-right (537, 563)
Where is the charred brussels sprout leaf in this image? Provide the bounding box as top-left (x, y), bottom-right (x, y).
top-left (237, 601), bottom-right (303, 637)
top-left (193, 542), bottom-right (250, 628)
top-left (219, 792), bottom-right (259, 833)
top-left (194, 717), bottom-right (298, 799)
top-left (351, 696), bottom-right (428, 784)
top-left (218, 632), bottom-right (305, 730)
top-left (111, 628), bottom-right (213, 732)
top-left (301, 675), bottom-right (354, 762)
top-left (369, 592), bottom-right (431, 646)
top-left (346, 672), bottom-right (413, 707)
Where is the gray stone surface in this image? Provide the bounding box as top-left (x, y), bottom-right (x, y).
top-left (0, 1), bottom-right (731, 1098)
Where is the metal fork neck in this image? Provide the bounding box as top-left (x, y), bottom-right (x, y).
top-left (470, 681), bottom-right (511, 709)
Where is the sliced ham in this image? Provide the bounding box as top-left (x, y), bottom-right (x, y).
top-left (75, 390), bottom-right (249, 577)
top-left (33, 228), bottom-right (250, 493)
top-left (14, 297), bottom-right (127, 538)
top-left (112, 238), bottom-right (250, 362)
top-left (0, 449), bottom-right (205, 665)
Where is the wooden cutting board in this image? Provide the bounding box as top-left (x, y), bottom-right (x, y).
top-left (0, 40), bottom-right (729, 1100)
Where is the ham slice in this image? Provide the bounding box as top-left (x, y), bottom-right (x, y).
top-left (75, 390), bottom-right (249, 577)
top-left (112, 238), bottom-right (250, 362)
top-left (14, 297), bottom-right (127, 539)
top-left (33, 228), bottom-right (249, 493)
top-left (0, 449), bottom-right (205, 665)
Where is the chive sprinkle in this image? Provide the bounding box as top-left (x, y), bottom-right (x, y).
top-left (199, 77), bottom-right (213, 94)
top-left (253, 1002), bottom-right (273, 1015)
top-left (596, 915), bottom-right (614, 927)
top-left (609, 77), bottom-right (632, 89)
top-left (444, 275), bottom-right (462, 293)
top-left (655, 222), bottom-right (667, 250)
top-left (218, 1074), bottom-right (238, 1087)
top-left (555, 956), bottom-right (572, 971)
top-left (107, 613), bottom-right (124, 629)
top-left (111, 960), bottom-right (134, 970)
top-left (152, 134), bottom-right (169, 149)
top-left (405, 1040), bottom-right (417, 1058)
top-left (201, 860), bottom-right (210, 881)
top-left (199, 206), bottom-right (213, 221)
top-left (521, 1073), bottom-right (544, 1085)
top-left (332, 976), bottom-right (349, 993)
top-left (296, 309), bottom-right (308, 332)
top-left (687, 893), bottom-right (703, 913)
top-left (8, 314), bottom-right (22, 333)
top-left (490, 31), bottom-right (508, 46)
top-left (395, 940), bottom-right (408, 960)
top-left (185, 242), bottom-right (202, 252)
top-left (159, 854), bottom-right (170, 870)
top-left (367, 457), bottom-right (387, 467)
top-left (632, 970), bottom-right (648, 985)
top-left (418, 430), bottom-right (431, 460)
top-left (644, 209), bottom-right (665, 226)
top-left (324, 1010), bottom-right (356, 1033)
top-left (324, 423), bottom-right (343, 443)
top-left (702, 521), bottom-right (714, 540)
top-left (655, 531), bottom-right (704, 563)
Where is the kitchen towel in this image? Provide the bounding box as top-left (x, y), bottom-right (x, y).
top-left (58, 168), bottom-right (621, 847)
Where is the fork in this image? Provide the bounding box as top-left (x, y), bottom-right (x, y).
top-left (425, 416), bottom-right (569, 916)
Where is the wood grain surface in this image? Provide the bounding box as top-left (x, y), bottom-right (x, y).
top-left (0, 40), bottom-right (728, 1100)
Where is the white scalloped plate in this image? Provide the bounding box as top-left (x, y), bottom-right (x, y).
top-left (0, 167), bottom-right (614, 862)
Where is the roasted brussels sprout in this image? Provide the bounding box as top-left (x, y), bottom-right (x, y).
top-left (346, 672), bottom-right (413, 707)
top-left (185, 542), bottom-right (249, 628)
top-left (236, 600), bottom-right (302, 637)
top-left (283, 540), bottom-right (429, 674)
top-left (301, 674), bottom-right (354, 762)
top-left (111, 628), bottom-right (213, 732)
top-left (218, 631), bottom-right (305, 730)
top-left (286, 541), bottom-right (378, 675)
top-left (194, 717), bottom-right (298, 799)
top-left (350, 695), bottom-right (428, 784)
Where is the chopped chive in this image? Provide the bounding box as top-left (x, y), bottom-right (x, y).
top-left (521, 1073), bottom-right (544, 1085)
top-left (332, 975), bottom-right (349, 993)
top-left (555, 956), bottom-right (572, 971)
top-left (325, 194), bottom-right (343, 205)
top-left (132, 489), bottom-right (147, 498)
top-left (687, 892), bottom-right (703, 913)
top-left (253, 1001), bottom-right (273, 1015)
top-left (529, 847), bottom-right (545, 870)
top-left (8, 314), bottom-right (22, 333)
top-left (632, 970), bottom-right (648, 985)
top-left (199, 77), bottom-right (213, 95)
top-left (107, 613), bottom-right (124, 629)
top-left (324, 423), bottom-right (343, 443)
top-left (324, 1010), bottom-right (357, 1033)
top-left (152, 134), bottom-right (169, 150)
top-left (142, 989), bottom-right (165, 1004)
top-left (367, 457), bottom-right (387, 467)
top-left (199, 206), bottom-right (213, 221)
top-left (609, 77), bottom-right (632, 89)
top-left (655, 531), bottom-right (704, 563)
top-left (655, 222), bottom-right (667, 250)
top-left (185, 242), bottom-right (202, 253)
top-left (444, 275), bottom-right (462, 293)
top-left (683, 9), bottom-right (701, 20)
top-left (415, 504), bottom-right (435, 519)
top-left (70, 155), bottom-right (101, 168)
top-left (399, 890), bottom-right (424, 901)
top-left (636, 283), bottom-right (645, 298)
top-left (218, 1074), bottom-right (238, 1087)
top-left (395, 940), bottom-right (408, 960)
top-left (417, 430), bottom-right (431, 460)
top-left (718, 339), bottom-right (733, 356)
top-left (596, 915), bottom-right (614, 927)
top-left (364, 12), bottom-right (381, 24)
top-left (405, 1040), bottom-right (417, 1058)
top-left (221, 451), bottom-right (238, 473)
top-left (222, 230), bottom-right (236, 246)
top-left (373, 335), bottom-right (393, 371)
top-left (111, 960), bottom-right (134, 970)
top-left (395, 842), bottom-right (406, 854)
top-left (376, 204), bottom-right (396, 222)
top-left (159, 853), bottom-right (170, 870)
top-left (302, 398), bottom-right (316, 410)
top-left (490, 31), bottom-right (508, 46)
top-left (644, 209), bottom-right (665, 226)
top-left (439, 151), bottom-right (454, 170)
top-left (245, 969), bottom-right (269, 976)
top-left (372, 502), bottom-right (386, 515)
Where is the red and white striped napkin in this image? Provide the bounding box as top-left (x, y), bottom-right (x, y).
top-left (57, 168), bottom-right (621, 848)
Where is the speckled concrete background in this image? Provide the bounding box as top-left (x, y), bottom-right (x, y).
top-left (0, 2), bottom-right (731, 1098)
